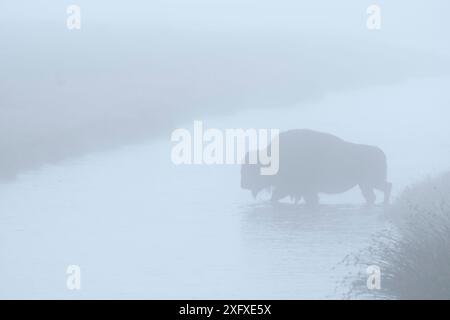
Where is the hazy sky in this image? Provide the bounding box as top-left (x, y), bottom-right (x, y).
top-left (1, 1), bottom-right (449, 179)
top-left (1, 0), bottom-right (449, 55)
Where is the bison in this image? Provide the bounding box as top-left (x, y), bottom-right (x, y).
top-left (241, 129), bottom-right (392, 206)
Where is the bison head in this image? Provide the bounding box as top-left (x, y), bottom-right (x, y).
top-left (240, 152), bottom-right (272, 198)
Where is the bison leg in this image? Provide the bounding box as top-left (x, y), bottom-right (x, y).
top-left (304, 192), bottom-right (319, 207)
top-left (271, 187), bottom-right (287, 203)
top-left (289, 194), bottom-right (301, 204)
top-left (376, 181), bottom-right (392, 205)
top-left (359, 184), bottom-right (376, 205)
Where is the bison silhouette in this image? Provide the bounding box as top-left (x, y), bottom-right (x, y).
top-left (241, 129), bottom-right (392, 206)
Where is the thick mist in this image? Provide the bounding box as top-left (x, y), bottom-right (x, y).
top-left (1, 0), bottom-right (449, 179)
top-left (1, 1), bottom-right (450, 299)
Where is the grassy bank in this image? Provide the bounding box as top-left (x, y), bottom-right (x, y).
top-left (346, 172), bottom-right (450, 299)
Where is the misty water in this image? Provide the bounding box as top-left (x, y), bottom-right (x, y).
top-left (1, 76), bottom-right (449, 299)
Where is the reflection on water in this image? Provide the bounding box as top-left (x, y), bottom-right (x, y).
top-left (237, 202), bottom-right (387, 298)
top-left (0, 142), bottom-right (387, 299)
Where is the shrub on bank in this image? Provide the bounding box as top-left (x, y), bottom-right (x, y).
top-left (346, 172), bottom-right (450, 299)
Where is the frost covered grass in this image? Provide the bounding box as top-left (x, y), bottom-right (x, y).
top-left (345, 172), bottom-right (450, 299)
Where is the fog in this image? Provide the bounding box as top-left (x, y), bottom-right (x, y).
top-left (0, 1), bottom-right (450, 299)
top-left (2, 0), bottom-right (450, 179)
